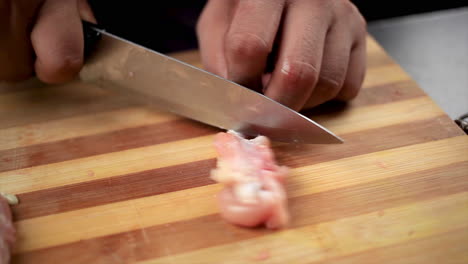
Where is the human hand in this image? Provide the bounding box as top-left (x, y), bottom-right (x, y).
top-left (197, 0), bottom-right (367, 110)
top-left (0, 195), bottom-right (15, 264)
top-left (0, 0), bottom-right (95, 83)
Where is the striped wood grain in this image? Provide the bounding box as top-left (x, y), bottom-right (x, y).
top-left (0, 36), bottom-right (465, 263)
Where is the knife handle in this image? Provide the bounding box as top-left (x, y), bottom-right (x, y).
top-left (82, 20), bottom-right (102, 59)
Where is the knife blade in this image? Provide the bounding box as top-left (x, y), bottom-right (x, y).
top-left (79, 24), bottom-right (343, 144)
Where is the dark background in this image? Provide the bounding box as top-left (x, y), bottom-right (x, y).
top-left (88, 0), bottom-right (467, 53)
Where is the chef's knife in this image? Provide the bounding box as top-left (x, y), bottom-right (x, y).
top-left (80, 22), bottom-right (343, 144)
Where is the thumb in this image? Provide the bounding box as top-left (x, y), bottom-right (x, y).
top-left (77, 0), bottom-right (96, 23)
top-left (31, 0), bottom-right (86, 84)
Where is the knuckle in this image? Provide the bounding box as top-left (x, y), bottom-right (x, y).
top-left (356, 8), bottom-right (367, 26)
top-left (225, 32), bottom-right (270, 60)
top-left (351, 5), bottom-right (368, 34)
top-left (339, 83), bottom-right (361, 100)
top-left (280, 60), bottom-right (319, 90)
top-left (237, 0), bottom-right (258, 12)
top-left (311, 0), bottom-right (333, 9)
top-left (318, 77), bottom-right (342, 100)
top-left (50, 55), bottom-right (83, 74)
top-left (195, 13), bottom-right (207, 36)
top-left (335, 0), bottom-right (357, 14)
top-left (351, 8), bottom-right (367, 33)
top-left (303, 0), bottom-right (334, 19)
top-left (357, 14), bottom-right (367, 34)
top-left (37, 54), bottom-right (83, 83)
top-left (195, 20), bottom-right (202, 36)
top-left (341, 0), bottom-right (356, 12)
top-left (335, 0), bottom-right (367, 30)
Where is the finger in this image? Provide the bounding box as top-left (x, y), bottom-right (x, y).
top-left (77, 0), bottom-right (96, 23)
top-left (304, 22), bottom-right (352, 108)
top-left (196, 0), bottom-right (236, 78)
top-left (336, 21), bottom-right (367, 101)
top-left (264, 0), bottom-right (332, 111)
top-left (224, 0), bottom-right (285, 89)
top-left (31, 0), bottom-right (84, 83)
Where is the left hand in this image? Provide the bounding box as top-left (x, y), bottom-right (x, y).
top-left (196, 0), bottom-right (367, 110)
top-left (0, 0), bottom-right (95, 84)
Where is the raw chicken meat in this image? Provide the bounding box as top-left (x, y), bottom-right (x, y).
top-left (210, 131), bottom-right (289, 229)
top-left (0, 195), bottom-right (15, 264)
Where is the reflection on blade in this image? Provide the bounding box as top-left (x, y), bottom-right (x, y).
top-left (80, 30), bottom-right (343, 144)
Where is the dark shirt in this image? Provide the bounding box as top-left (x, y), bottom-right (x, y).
top-left (89, 1), bottom-right (206, 53)
top-left (89, 0), bottom-right (466, 53)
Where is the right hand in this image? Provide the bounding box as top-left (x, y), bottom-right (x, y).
top-left (196, 0), bottom-right (367, 110)
top-left (0, 0), bottom-right (95, 83)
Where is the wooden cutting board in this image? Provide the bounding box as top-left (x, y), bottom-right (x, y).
top-left (1, 35), bottom-right (467, 264)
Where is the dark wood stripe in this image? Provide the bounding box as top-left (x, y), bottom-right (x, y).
top-left (350, 80), bottom-right (425, 107)
top-left (0, 119), bottom-right (218, 173)
top-left (0, 80), bottom-right (424, 173)
top-left (311, 228), bottom-right (468, 264)
top-left (12, 159), bottom-right (216, 220)
top-left (274, 114), bottom-right (463, 168)
top-left (11, 115), bottom-right (462, 220)
top-left (14, 162), bottom-right (468, 263)
top-left (303, 80), bottom-right (424, 114)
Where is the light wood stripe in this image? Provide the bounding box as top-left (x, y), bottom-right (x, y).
top-left (142, 192), bottom-right (468, 264)
top-left (12, 136), bottom-right (468, 253)
top-left (311, 229), bottom-right (468, 264)
top-left (0, 107), bottom-right (178, 151)
top-left (313, 97), bottom-right (444, 135)
top-left (0, 82), bottom-right (103, 109)
top-left (0, 81), bottom-right (135, 129)
top-left (366, 36), bottom-right (386, 54)
top-left (366, 50), bottom-right (395, 68)
top-left (0, 97), bottom-right (447, 194)
top-left (12, 115), bottom-right (461, 220)
top-left (362, 65), bottom-right (412, 89)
